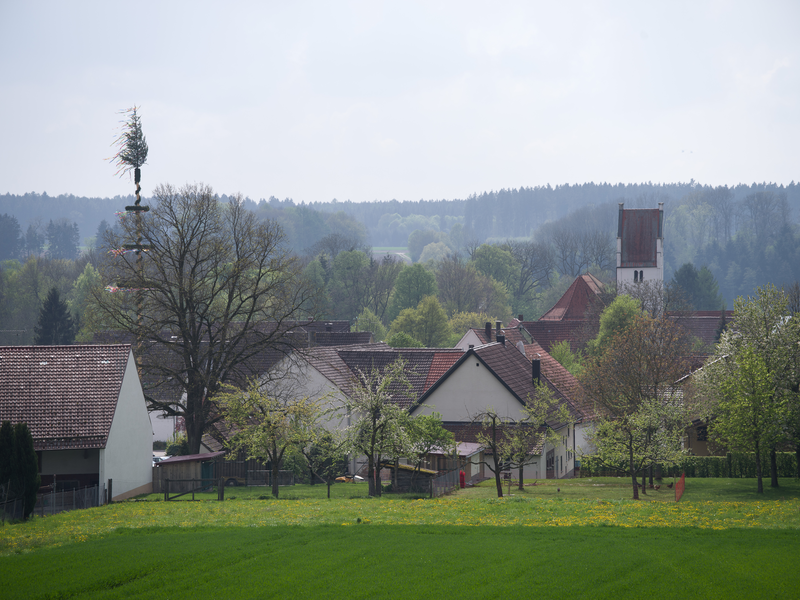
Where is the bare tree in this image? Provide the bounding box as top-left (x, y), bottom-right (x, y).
top-left (436, 255), bottom-right (509, 317)
top-left (366, 254), bottom-right (403, 322)
top-left (741, 190), bottom-right (790, 244)
top-left (93, 183), bottom-right (319, 454)
top-left (504, 239), bottom-right (554, 303)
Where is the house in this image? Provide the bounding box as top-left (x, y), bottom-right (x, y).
top-left (0, 345), bottom-right (153, 502)
top-left (260, 341), bottom-right (584, 481)
top-left (617, 201), bottom-right (664, 287)
top-left (456, 320), bottom-right (596, 470)
top-left (415, 339), bottom-right (583, 480)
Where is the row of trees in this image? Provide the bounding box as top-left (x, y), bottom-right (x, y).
top-left (305, 237), bottom-right (564, 332)
top-left (574, 284), bottom-right (800, 498)
top-left (694, 286), bottom-right (800, 493)
top-left (0, 213), bottom-right (81, 261)
top-left (217, 359), bottom-right (455, 498)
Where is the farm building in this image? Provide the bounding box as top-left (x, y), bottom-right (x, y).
top-left (0, 345), bottom-right (153, 502)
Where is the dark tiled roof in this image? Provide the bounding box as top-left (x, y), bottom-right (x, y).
top-left (0, 345), bottom-right (132, 450)
top-left (299, 344), bottom-right (466, 408)
top-left (471, 342), bottom-right (582, 427)
top-left (467, 325), bottom-right (528, 346)
top-left (523, 321), bottom-right (585, 354)
top-left (92, 322), bottom-right (369, 405)
top-left (671, 311), bottom-right (734, 347)
top-left (539, 274), bottom-right (604, 321)
top-left (524, 340), bottom-right (596, 421)
top-left (618, 207), bottom-right (662, 268)
top-left (312, 331), bottom-right (373, 346)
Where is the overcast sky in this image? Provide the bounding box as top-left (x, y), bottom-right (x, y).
top-left (1, 1), bottom-right (798, 203)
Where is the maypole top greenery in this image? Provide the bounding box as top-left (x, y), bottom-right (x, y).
top-left (109, 106), bottom-right (148, 182)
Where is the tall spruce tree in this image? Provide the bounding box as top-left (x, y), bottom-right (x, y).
top-left (33, 287), bottom-right (75, 345)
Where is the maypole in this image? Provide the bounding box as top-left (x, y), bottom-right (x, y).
top-left (109, 107), bottom-right (151, 343)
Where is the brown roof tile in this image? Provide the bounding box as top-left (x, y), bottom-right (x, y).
top-left (539, 274), bottom-right (604, 322)
top-left (0, 345), bottom-right (132, 450)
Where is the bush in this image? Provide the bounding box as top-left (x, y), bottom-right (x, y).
top-left (581, 452), bottom-right (799, 479)
top-left (165, 435), bottom-right (190, 457)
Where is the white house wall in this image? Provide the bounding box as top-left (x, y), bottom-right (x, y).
top-left (418, 360), bottom-right (527, 422)
top-left (101, 351), bottom-right (153, 500)
top-left (150, 411), bottom-right (177, 443)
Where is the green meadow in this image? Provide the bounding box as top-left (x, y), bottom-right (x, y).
top-left (2, 478), bottom-right (800, 599)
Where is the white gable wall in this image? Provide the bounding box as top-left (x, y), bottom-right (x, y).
top-left (417, 359), bottom-right (526, 422)
top-left (454, 330), bottom-right (485, 351)
top-left (100, 351), bottom-right (153, 501)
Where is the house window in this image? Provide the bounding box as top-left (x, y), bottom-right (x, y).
top-left (634, 270), bottom-right (639, 283)
top-left (696, 426), bottom-right (708, 442)
top-left (640, 270), bottom-right (644, 281)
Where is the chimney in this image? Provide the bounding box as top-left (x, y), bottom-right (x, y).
top-left (517, 314), bottom-right (523, 322)
top-left (326, 323), bottom-right (332, 332)
top-left (485, 322), bottom-right (492, 342)
top-left (496, 321), bottom-right (502, 337)
top-left (468, 344), bottom-right (474, 350)
top-left (497, 333), bottom-right (505, 346)
top-left (532, 358), bottom-right (541, 386)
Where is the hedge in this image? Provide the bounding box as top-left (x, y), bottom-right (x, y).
top-left (580, 451), bottom-right (798, 479)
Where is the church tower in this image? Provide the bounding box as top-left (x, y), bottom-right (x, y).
top-left (616, 202), bottom-right (664, 287)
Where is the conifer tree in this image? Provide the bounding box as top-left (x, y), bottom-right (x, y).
top-left (13, 423), bottom-right (40, 520)
top-left (0, 421), bottom-right (14, 494)
top-left (33, 287), bottom-right (75, 345)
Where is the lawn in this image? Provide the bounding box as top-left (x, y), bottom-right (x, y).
top-left (2, 477), bottom-right (799, 599)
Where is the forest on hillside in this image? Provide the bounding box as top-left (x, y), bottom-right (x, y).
top-left (2, 181), bottom-right (800, 342)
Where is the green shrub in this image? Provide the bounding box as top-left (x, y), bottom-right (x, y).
top-left (165, 435), bottom-right (190, 457)
top-left (580, 451), bottom-right (798, 479)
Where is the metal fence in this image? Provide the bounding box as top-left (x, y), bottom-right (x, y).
top-left (430, 468), bottom-right (461, 498)
top-left (246, 470), bottom-right (295, 487)
top-left (1, 484), bottom-right (104, 522)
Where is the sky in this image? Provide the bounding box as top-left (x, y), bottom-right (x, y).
top-left (1, 1), bottom-right (798, 203)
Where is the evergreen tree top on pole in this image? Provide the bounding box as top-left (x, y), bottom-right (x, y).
top-left (109, 106), bottom-right (148, 184)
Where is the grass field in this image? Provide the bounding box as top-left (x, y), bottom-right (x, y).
top-left (2, 477), bottom-right (800, 599)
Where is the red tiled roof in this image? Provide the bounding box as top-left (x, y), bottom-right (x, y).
top-left (539, 274), bottom-right (604, 321)
top-left (424, 352), bottom-right (462, 393)
top-left (0, 345), bottom-right (132, 450)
